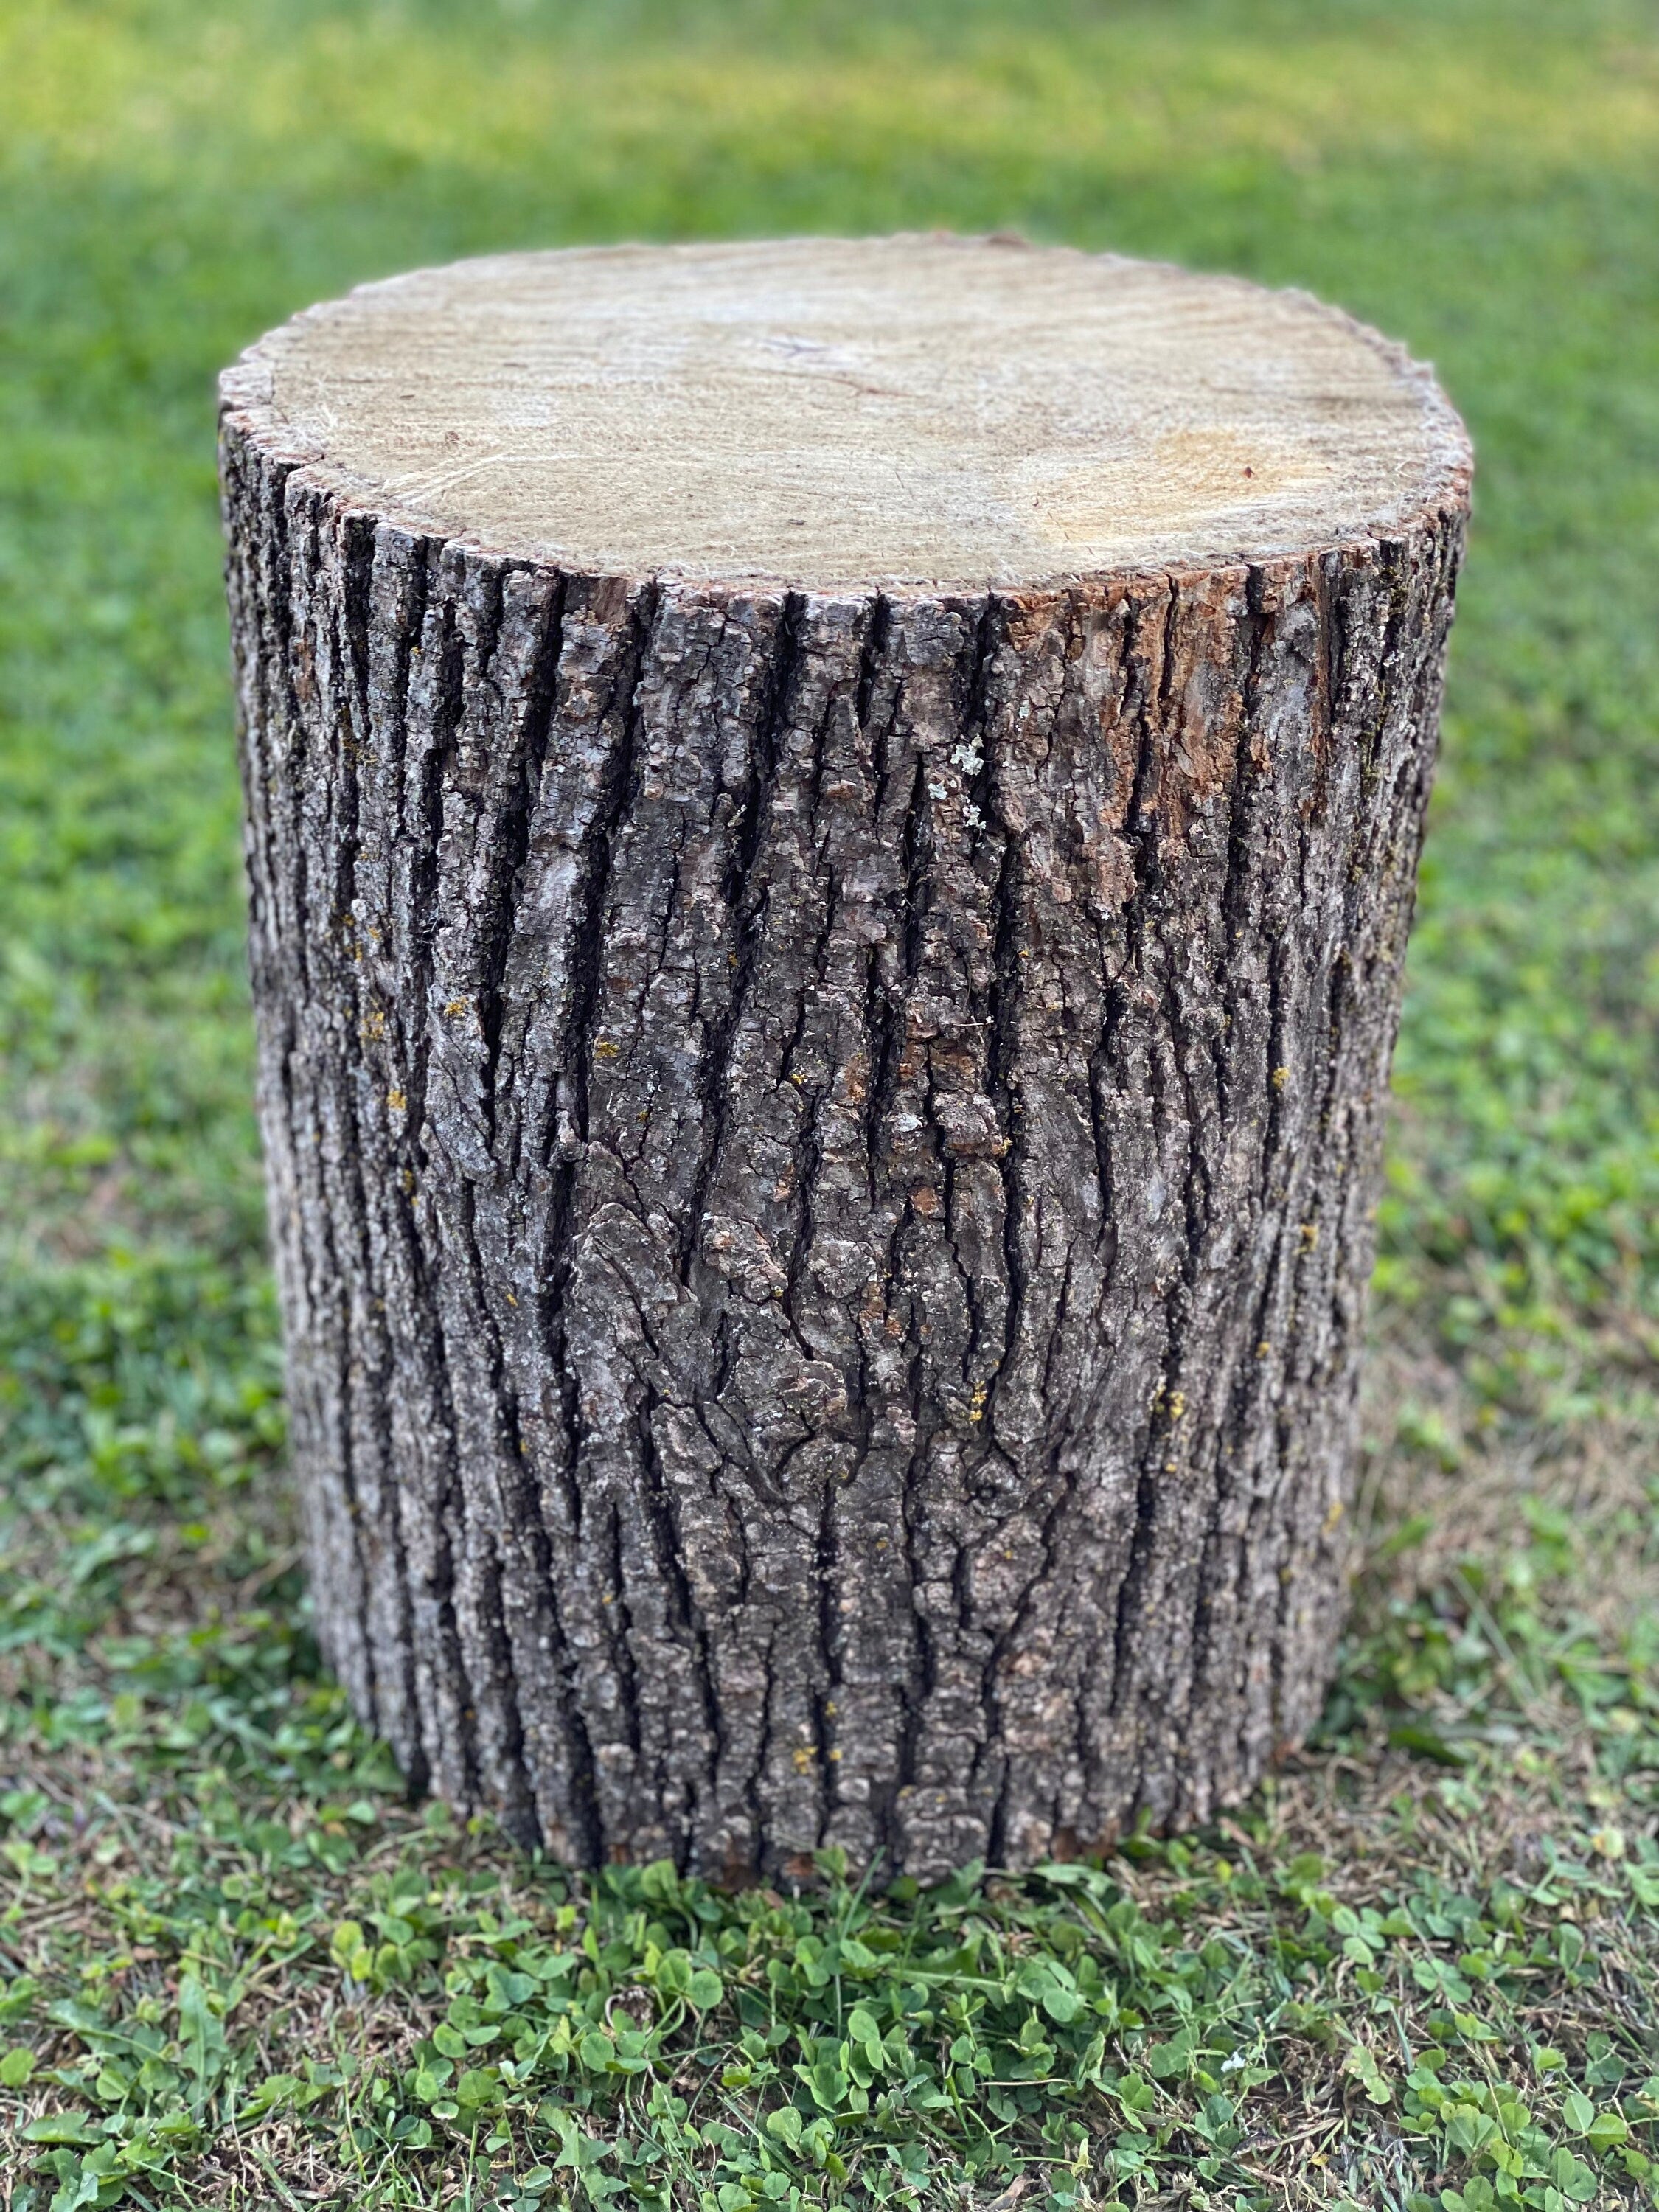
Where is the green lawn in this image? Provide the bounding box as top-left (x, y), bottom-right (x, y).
top-left (3, 1), bottom-right (1659, 2206)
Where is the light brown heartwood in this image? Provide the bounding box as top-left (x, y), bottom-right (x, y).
top-left (220, 234), bottom-right (1470, 1882)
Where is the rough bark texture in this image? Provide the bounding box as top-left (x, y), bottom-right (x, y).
top-left (220, 254), bottom-right (1467, 1882)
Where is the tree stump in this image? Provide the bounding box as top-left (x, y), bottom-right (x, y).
top-left (220, 236), bottom-right (1470, 1880)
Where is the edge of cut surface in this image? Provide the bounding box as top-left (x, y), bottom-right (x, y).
top-left (219, 234), bottom-right (1473, 595)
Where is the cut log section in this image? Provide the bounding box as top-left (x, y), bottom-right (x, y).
top-left (220, 234), bottom-right (1470, 1880)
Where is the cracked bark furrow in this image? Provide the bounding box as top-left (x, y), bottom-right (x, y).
top-left (225, 418), bottom-right (1464, 1879)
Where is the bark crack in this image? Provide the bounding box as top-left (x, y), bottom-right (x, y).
top-left (681, 592), bottom-right (807, 1287)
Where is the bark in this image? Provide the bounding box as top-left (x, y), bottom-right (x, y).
top-left (221, 355), bottom-right (1464, 1884)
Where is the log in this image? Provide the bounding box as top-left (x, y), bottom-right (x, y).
top-left (219, 235), bottom-right (1470, 1880)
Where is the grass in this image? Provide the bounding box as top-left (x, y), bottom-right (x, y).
top-left (2, 0), bottom-right (1659, 2204)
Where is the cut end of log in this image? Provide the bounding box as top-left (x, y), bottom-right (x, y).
top-left (221, 233), bottom-right (1470, 593)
